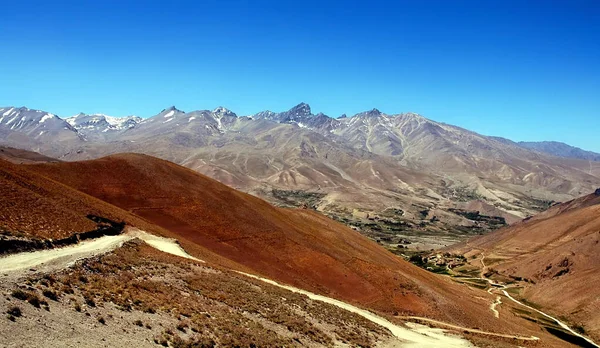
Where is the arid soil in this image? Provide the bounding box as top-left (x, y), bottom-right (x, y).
top-left (0, 146), bottom-right (59, 164)
top-left (449, 190), bottom-right (600, 343)
top-left (0, 152), bottom-right (580, 346)
top-left (1, 241), bottom-right (392, 347)
top-left (26, 154), bottom-right (583, 345)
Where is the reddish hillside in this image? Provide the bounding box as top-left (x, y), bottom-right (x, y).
top-left (451, 190), bottom-right (600, 340)
top-left (0, 146), bottom-right (59, 164)
top-left (27, 153), bottom-right (567, 341)
top-left (0, 157), bottom-right (183, 240)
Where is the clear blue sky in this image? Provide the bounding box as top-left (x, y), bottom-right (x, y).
top-left (1, 0), bottom-right (598, 151)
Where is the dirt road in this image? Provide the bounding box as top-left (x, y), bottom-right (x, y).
top-left (0, 228), bottom-right (202, 274)
top-left (238, 271), bottom-right (475, 347)
top-left (0, 234), bottom-right (133, 274)
top-left (477, 253), bottom-right (599, 348)
top-left (397, 316), bottom-right (538, 341)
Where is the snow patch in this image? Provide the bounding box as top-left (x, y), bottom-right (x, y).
top-left (2, 108), bottom-right (14, 117)
top-left (6, 115), bottom-right (19, 125)
top-left (65, 117), bottom-right (76, 126)
top-left (164, 110), bottom-right (175, 118)
top-left (39, 113), bottom-right (56, 123)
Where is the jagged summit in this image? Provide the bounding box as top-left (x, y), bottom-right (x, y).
top-left (251, 103), bottom-right (313, 123)
top-left (161, 106), bottom-right (184, 114)
top-left (288, 102), bottom-right (311, 116)
top-left (212, 106), bottom-right (237, 117)
top-left (354, 108), bottom-right (383, 118)
top-left (64, 112), bottom-right (142, 136)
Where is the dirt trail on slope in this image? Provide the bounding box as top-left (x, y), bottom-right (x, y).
top-left (477, 253), bottom-right (600, 348)
top-left (128, 228), bottom-right (203, 262)
top-left (238, 271), bottom-right (475, 348)
top-left (397, 316), bottom-right (538, 341)
top-left (1, 228), bottom-right (475, 347)
top-left (0, 234), bottom-right (133, 274)
top-left (1, 227), bottom-right (476, 347)
top-left (0, 228), bottom-right (202, 275)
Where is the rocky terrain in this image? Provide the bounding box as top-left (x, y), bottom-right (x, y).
top-left (518, 141), bottom-right (600, 162)
top-left (2, 104), bottom-right (600, 250)
top-left (65, 113), bottom-right (142, 141)
top-left (0, 150), bottom-right (579, 347)
top-left (448, 189), bottom-right (600, 344)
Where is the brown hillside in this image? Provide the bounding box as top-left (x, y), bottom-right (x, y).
top-left (450, 190), bottom-right (600, 341)
top-left (0, 146), bottom-right (59, 164)
top-left (0, 158), bottom-right (125, 239)
top-left (26, 153), bottom-right (568, 342)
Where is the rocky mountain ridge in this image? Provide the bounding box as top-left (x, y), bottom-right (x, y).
top-left (2, 103), bottom-right (599, 249)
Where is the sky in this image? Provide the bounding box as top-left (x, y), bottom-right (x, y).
top-left (1, 0), bottom-right (599, 151)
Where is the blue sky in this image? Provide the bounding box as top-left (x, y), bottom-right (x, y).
top-left (1, 0), bottom-right (599, 151)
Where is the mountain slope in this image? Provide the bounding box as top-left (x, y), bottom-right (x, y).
top-left (0, 158), bottom-right (402, 347)
top-left (255, 104), bottom-right (600, 216)
top-left (0, 106), bottom-right (82, 155)
top-left (0, 152), bottom-right (575, 346)
top-left (59, 109), bottom-right (469, 245)
top-left (0, 157), bottom-right (165, 240)
top-left (0, 146), bottom-right (59, 164)
top-left (2, 103), bottom-right (600, 250)
top-left (27, 154), bottom-right (553, 335)
top-left (518, 141), bottom-right (600, 162)
top-left (66, 112), bottom-right (142, 140)
top-left (450, 189), bottom-right (600, 341)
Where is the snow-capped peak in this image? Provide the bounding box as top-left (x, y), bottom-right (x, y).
top-left (39, 113), bottom-right (56, 123)
top-left (212, 106), bottom-right (237, 117)
top-left (65, 112), bottom-right (142, 132)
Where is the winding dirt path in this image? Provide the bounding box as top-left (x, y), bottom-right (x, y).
top-left (1, 230), bottom-right (475, 347)
top-left (0, 228), bottom-right (202, 274)
top-left (490, 296), bottom-right (502, 318)
top-left (397, 316), bottom-right (538, 341)
top-left (477, 253), bottom-right (600, 348)
top-left (3, 232), bottom-right (579, 347)
top-left (0, 234), bottom-right (133, 274)
top-left (238, 271), bottom-right (475, 347)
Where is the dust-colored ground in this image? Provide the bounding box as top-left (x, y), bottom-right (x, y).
top-left (1, 241), bottom-right (394, 347)
top-left (448, 191), bottom-right (600, 344)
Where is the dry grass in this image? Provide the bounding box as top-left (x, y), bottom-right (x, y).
top-left (24, 241), bottom-right (389, 347)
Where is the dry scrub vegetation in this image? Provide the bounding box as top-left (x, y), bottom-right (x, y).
top-left (13, 240), bottom-right (390, 347)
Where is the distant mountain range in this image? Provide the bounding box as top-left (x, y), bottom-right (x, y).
top-left (518, 141), bottom-right (600, 161)
top-left (2, 103), bottom-right (599, 247)
top-left (65, 113), bottom-right (142, 141)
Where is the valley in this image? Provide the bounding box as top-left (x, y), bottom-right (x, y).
top-left (3, 103), bottom-right (599, 251)
top-left (0, 151), bottom-right (587, 347)
top-left (2, 2), bottom-right (598, 346)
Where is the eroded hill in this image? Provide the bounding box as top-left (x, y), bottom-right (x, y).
top-left (450, 189), bottom-right (600, 342)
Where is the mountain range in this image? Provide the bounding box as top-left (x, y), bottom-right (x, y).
top-left (0, 150), bottom-right (580, 347)
top-left (2, 103), bottom-right (600, 249)
top-left (518, 141), bottom-right (600, 161)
